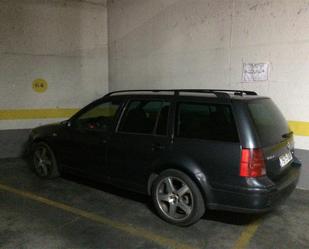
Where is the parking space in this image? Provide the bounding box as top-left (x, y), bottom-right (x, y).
top-left (1, 159), bottom-right (308, 249)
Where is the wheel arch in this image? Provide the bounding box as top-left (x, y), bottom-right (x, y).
top-left (147, 159), bottom-right (213, 206)
top-left (31, 137), bottom-right (56, 153)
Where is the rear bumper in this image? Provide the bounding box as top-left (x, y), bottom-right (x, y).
top-left (207, 164), bottom-right (301, 213)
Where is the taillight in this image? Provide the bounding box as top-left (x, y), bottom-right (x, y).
top-left (240, 148), bottom-right (266, 177)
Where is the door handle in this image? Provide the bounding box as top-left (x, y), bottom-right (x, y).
top-left (152, 143), bottom-right (165, 151)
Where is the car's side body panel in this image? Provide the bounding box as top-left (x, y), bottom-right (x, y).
top-left (27, 91), bottom-right (301, 215)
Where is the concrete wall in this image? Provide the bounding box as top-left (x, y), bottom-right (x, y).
top-left (0, 0), bottom-right (108, 129)
top-left (108, 0), bottom-right (309, 147)
top-left (0, 0), bottom-right (108, 157)
top-left (108, 0), bottom-right (309, 189)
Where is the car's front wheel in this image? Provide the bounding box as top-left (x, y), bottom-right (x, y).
top-left (152, 169), bottom-right (205, 226)
top-left (32, 142), bottom-right (60, 179)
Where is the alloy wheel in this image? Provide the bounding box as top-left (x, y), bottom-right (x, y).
top-left (155, 176), bottom-right (194, 221)
top-left (33, 145), bottom-right (53, 177)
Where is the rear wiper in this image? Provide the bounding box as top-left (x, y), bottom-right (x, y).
top-left (282, 131), bottom-right (293, 138)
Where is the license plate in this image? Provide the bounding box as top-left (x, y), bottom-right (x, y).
top-left (279, 151), bottom-right (293, 168)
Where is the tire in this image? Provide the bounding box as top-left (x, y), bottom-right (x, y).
top-left (151, 169), bottom-right (205, 226)
top-left (32, 142), bottom-right (60, 179)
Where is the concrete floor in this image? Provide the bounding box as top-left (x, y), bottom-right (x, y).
top-left (0, 159), bottom-right (308, 249)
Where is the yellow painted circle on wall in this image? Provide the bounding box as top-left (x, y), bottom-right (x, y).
top-left (32, 79), bottom-right (48, 93)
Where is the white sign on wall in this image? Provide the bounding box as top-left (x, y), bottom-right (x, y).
top-left (242, 63), bottom-right (269, 82)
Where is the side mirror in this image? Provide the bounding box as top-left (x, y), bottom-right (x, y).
top-left (61, 120), bottom-right (72, 128)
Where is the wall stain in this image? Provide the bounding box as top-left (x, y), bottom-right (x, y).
top-left (249, 1), bottom-right (270, 11)
top-left (298, 6), bottom-right (308, 15)
top-left (249, 4), bottom-right (259, 11)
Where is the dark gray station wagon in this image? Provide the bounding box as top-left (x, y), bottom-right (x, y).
top-left (28, 89), bottom-right (301, 226)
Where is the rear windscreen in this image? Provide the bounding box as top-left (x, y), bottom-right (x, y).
top-left (248, 99), bottom-right (290, 146)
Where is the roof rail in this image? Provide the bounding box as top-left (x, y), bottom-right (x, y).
top-left (200, 89), bottom-right (257, 96)
top-left (105, 89), bottom-right (257, 98)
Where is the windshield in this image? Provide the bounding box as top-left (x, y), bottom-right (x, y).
top-left (248, 99), bottom-right (290, 146)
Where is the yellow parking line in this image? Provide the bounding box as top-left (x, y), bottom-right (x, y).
top-left (0, 182), bottom-right (195, 249)
top-left (232, 219), bottom-right (261, 249)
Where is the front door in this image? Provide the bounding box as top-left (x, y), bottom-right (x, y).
top-left (61, 99), bottom-right (123, 179)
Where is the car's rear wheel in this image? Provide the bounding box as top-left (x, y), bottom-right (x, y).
top-left (32, 142), bottom-right (60, 179)
top-left (152, 169), bottom-right (205, 226)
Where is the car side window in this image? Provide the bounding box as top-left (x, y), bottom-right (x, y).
top-left (73, 100), bottom-right (121, 131)
top-left (176, 102), bottom-right (239, 142)
top-left (119, 100), bottom-right (170, 135)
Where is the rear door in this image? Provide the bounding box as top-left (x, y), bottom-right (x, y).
top-left (107, 98), bottom-right (171, 192)
top-left (248, 99), bottom-right (294, 181)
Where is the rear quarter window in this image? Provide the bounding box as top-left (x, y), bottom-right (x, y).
top-left (176, 102), bottom-right (239, 142)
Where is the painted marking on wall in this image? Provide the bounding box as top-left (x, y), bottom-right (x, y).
top-left (288, 121), bottom-right (309, 137)
top-left (232, 219), bottom-right (261, 249)
top-left (0, 108), bottom-right (79, 120)
top-left (0, 182), bottom-right (196, 249)
top-left (32, 79), bottom-right (48, 93)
